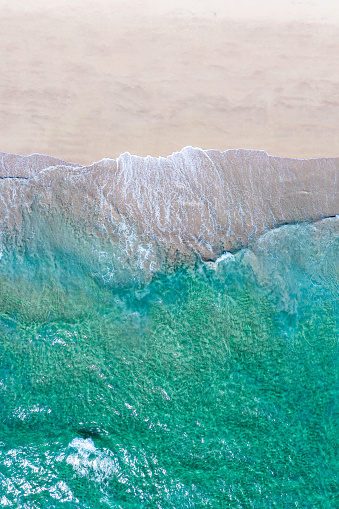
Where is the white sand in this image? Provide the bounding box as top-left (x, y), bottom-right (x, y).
top-left (0, 0), bottom-right (338, 163)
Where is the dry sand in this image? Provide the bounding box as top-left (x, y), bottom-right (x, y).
top-left (0, 0), bottom-right (338, 164)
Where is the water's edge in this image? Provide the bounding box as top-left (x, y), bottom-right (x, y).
top-left (0, 146), bottom-right (338, 268)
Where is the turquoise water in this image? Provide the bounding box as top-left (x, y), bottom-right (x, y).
top-left (0, 217), bottom-right (338, 508)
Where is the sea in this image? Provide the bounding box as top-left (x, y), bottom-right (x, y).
top-left (0, 147), bottom-right (338, 508)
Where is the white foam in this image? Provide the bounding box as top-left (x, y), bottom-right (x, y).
top-left (68, 437), bottom-right (96, 452)
top-left (215, 252), bottom-right (235, 264)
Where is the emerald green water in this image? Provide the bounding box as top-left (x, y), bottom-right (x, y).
top-left (0, 219), bottom-right (338, 508)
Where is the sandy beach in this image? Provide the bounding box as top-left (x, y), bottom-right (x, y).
top-left (0, 0), bottom-right (338, 164)
top-left (0, 6), bottom-right (338, 506)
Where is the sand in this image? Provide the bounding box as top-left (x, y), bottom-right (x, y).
top-left (0, 0), bottom-right (338, 164)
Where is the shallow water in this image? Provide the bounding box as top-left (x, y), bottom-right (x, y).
top-left (0, 211), bottom-right (338, 507)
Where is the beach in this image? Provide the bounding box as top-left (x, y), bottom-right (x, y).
top-left (0, 2), bottom-right (339, 507)
top-left (0, 0), bottom-right (338, 164)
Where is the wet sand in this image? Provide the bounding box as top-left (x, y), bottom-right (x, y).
top-left (0, 1), bottom-right (338, 164)
top-left (1, 148), bottom-right (338, 263)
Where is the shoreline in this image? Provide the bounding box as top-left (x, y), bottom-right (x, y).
top-left (1, 146), bottom-right (339, 168)
top-left (1, 147), bottom-right (337, 264)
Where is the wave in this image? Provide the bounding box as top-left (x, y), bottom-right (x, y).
top-left (0, 146), bottom-right (338, 269)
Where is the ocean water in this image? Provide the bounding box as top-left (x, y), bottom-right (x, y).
top-left (0, 150), bottom-right (338, 508)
